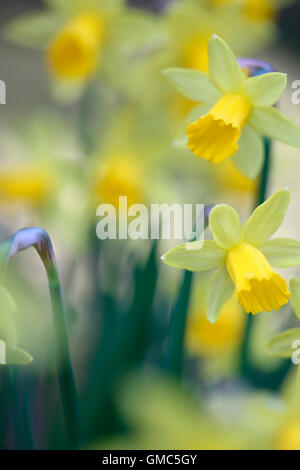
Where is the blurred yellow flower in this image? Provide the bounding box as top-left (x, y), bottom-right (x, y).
top-left (244, 0), bottom-right (274, 20)
top-left (47, 13), bottom-right (105, 80)
top-left (182, 34), bottom-right (210, 72)
top-left (92, 155), bottom-right (144, 208)
top-left (276, 420), bottom-right (300, 450)
top-left (0, 165), bottom-right (54, 205)
top-left (186, 297), bottom-right (244, 356)
top-left (211, 0), bottom-right (275, 21)
top-left (216, 159), bottom-right (257, 192)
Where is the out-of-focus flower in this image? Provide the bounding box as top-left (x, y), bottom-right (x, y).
top-left (92, 154), bottom-right (145, 208)
top-left (0, 164), bottom-right (55, 206)
top-left (162, 188), bottom-right (300, 320)
top-left (186, 297), bottom-right (244, 356)
top-left (209, 0), bottom-right (295, 22)
top-left (215, 158), bottom-right (257, 193)
top-left (276, 420), bottom-right (300, 449)
top-left (164, 0), bottom-right (274, 75)
top-left (164, 36), bottom-right (300, 178)
top-left (4, 0), bottom-right (124, 84)
top-left (4, 0), bottom-right (164, 96)
top-left (47, 13), bottom-right (105, 80)
top-left (95, 370), bottom-right (245, 449)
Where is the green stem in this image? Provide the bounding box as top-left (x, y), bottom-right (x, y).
top-left (257, 138), bottom-right (271, 205)
top-left (167, 271), bottom-right (193, 378)
top-left (240, 138), bottom-right (271, 377)
top-left (46, 265), bottom-right (81, 449)
top-left (78, 83), bottom-right (96, 155)
top-left (2, 228), bottom-right (80, 449)
top-left (167, 207), bottom-right (211, 379)
top-left (7, 368), bottom-right (35, 450)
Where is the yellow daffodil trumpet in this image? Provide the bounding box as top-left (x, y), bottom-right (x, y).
top-left (226, 242), bottom-right (290, 314)
top-left (187, 93), bottom-right (251, 162)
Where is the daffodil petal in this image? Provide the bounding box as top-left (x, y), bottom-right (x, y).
top-left (163, 67), bottom-right (221, 104)
top-left (208, 35), bottom-right (245, 93)
top-left (232, 125), bottom-right (264, 179)
top-left (265, 328), bottom-right (300, 358)
top-left (260, 238), bottom-right (300, 267)
top-left (161, 240), bottom-right (225, 272)
top-left (242, 188), bottom-right (290, 246)
top-left (245, 73), bottom-right (287, 107)
top-left (249, 106), bottom-right (300, 147)
top-left (206, 267), bottom-right (234, 323)
top-left (290, 278), bottom-right (300, 322)
top-left (209, 204), bottom-right (242, 250)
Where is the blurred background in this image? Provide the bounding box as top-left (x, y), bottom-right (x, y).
top-left (1, 0), bottom-right (300, 450)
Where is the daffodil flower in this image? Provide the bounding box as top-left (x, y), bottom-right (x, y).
top-left (162, 188), bottom-right (300, 322)
top-left (164, 35), bottom-right (300, 178)
top-left (48, 13), bottom-right (105, 80)
top-left (92, 155), bottom-right (144, 208)
top-left (0, 165), bottom-right (55, 205)
top-left (4, 0), bottom-right (161, 89)
top-left (187, 297), bottom-right (244, 356)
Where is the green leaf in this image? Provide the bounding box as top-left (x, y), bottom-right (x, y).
top-left (161, 240), bottom-right (225, 272)
top-left (0, 285), bottom-right (33, 365)
top-left (163, 68), bottom-right (221, 104)
top-left (208, 35), bottom-right (245, 93)
top-left (232, 125), bottom-right (264, 179)
top-left (209, 205), bottom-right (242, 250)
top-left (0, 240), bottom-right (12, 271)
top-left (5, 345), bottom-right (33, 365)
top-left (245, 72), bottom-right (287, 107)
top-left (206, 268), bottom-right (234, 323)
top-left (260, 238), bottom-right (300, 268)
top-left (290, 278), bottom-right (300, 322)
top-left (242, 188), bottom-right (290, 247)
top-left (249, 106), bottom-right (300, 148)
top-left (0, 285), bottom-right (17, 345)
top-left (3, 12), bottom-right (63, 48)
top-left (265, 328), bottom-right (300, 358)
